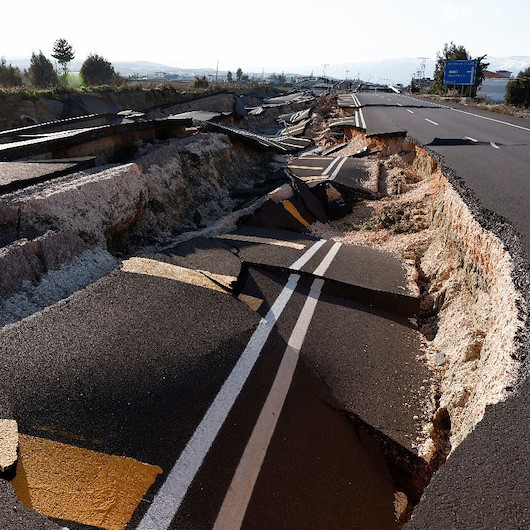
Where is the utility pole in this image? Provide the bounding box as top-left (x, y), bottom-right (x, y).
top-left (215, 60), bottom-right (219, 84)
top-left (417, 57), bottom-right (429, 80)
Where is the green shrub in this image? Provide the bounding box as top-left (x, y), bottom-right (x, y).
top-left (506, 68), bottom-right (530, 108)
top-left (80, 54), bottom-right (117, 86)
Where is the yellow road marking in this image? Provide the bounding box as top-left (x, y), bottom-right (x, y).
top-left (218, 234), bottom-right (306, 250)
top-left (121, 257), bottom-right (234, 294)
top-left (299, 176), bottom-right (329, 183)
top-left (288, 165), bottom-right (325, 170)
top-left (237, 294), bottom-right (264, 312)
top-left (11, 435), bottom-right (162, 530)
top-left (198, 270), bottom-right (237, 291)
top-left (282, 200), bottom-right (311, 227)
top-left (122, 258), bottom-right (264, 311)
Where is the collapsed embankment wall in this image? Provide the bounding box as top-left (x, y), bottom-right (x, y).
top-left (0, 132), bottom-right (277, 326)
top-left (410, 146), bottom-right (525, 454)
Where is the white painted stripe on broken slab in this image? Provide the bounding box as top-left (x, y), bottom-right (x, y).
top-left (213, 279), bottom-right (324, 530)
top-left (358, 108), bottom-right (367, 129)
top-left (329, 157), bottom-right (349, 181)
top-left (135, 239), bottom-right (327, 530)
top-left (321, 157), bottom-right (341, 175)
top-left (218, 234), bottom-right (306, 250)
top-left (289, 239), bottom-right (327, 270)
top-left (213, 242), bottom-right (340, 529)
top-left (313, 242), bottom-right (342, 276)
top-left (135, 275), bottom-right (299, 530)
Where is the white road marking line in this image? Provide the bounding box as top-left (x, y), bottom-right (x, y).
top-left (490, 141), bottom-right (500, 149)
top-left (465, 136), bottom-right (478, 142)
top-left (289, 239), bottom-right (327, 270)
top-left (321, 157), bottom-right (341, 175)
top-left (397, 103), bottom-right (403, 106)
top-left (213, 279), bottom-right (323, 530)
top-left (136, 240), bottom-right (327, 530)
top-left (407, 109), bottom-right (415, 114)
top-left (275, 141), bottom-right (305, 149)
top-left (213, 244), bottom-right (342, 529)
top-left (355, 111), bottom-right (360, 129)
top-left (358, 108), bottom-right (367, 129)
top-left (425, 118), bottom-right (439, 126)
top-left (313, 242), bottom-right (342, 275)
top-left (329, 157), bottom-right (349, 180)
top-left (450, 107), bottom-right (530, 132)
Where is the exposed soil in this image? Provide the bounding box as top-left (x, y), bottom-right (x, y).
top-left (310, 137), bottom-right (523, 458)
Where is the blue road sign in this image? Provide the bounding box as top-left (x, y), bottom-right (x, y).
top-left (443, 60), bottom-right (477, 85)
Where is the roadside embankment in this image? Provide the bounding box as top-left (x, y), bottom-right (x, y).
top-left (311, 138), bottom-right (524, 461)
top-left (0, 132), bottom-right (278, 326)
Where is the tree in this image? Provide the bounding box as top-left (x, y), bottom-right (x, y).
top-left (28, 51), bottom-right (59, 88)
top-left (506, 67), bottom-right (530, 108)
top-left (80, 54), bottom-right (116, 85)
top-left (0, 57), bottom-right (23, 87)
top-left (51, 38), bottom-right (75, 79)
top-left (236, 67), bottom-right (243, 82)
top-left (431, 42), bottom-right (488, 98)
top-left (226, 70), bottom-right (233, 83)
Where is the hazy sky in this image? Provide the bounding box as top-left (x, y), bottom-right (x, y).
top-left (2, 0), bottom-right (528, 71)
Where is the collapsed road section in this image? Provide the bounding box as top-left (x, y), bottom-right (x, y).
top-left (0, 87), bottom-right (527, 529)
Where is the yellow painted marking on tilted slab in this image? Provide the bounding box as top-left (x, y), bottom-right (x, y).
top-left (288, 165), bottom-right (325, 170)
top-left (238, 294), bottom-right (264, 312)
top-left (299, 176), bottom-right (329, 183)
top-left (11, 435), bottom-right (162, 530)
top-left (198, 270), bottom-right (237, 290)
top-left (282, 200), bottom-right (311, 227)
top-left (218, 234), bottom-right (306, 250)
top-left (122, 257), bottom-right (234, 294)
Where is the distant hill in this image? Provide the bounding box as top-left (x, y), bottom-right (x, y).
top-left (4, 56), bottom-right (530, 85)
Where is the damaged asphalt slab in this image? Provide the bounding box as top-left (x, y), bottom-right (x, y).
top-left (3, 82), bottom-right (528, 529)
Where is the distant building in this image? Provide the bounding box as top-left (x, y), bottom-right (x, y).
top-left (477, 70), bottom-right (513, 103)
top-left (495, 70), bottom-right (513, 78)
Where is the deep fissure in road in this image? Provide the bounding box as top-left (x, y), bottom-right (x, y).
top-left (0, 93), bottom-right (524, 528)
